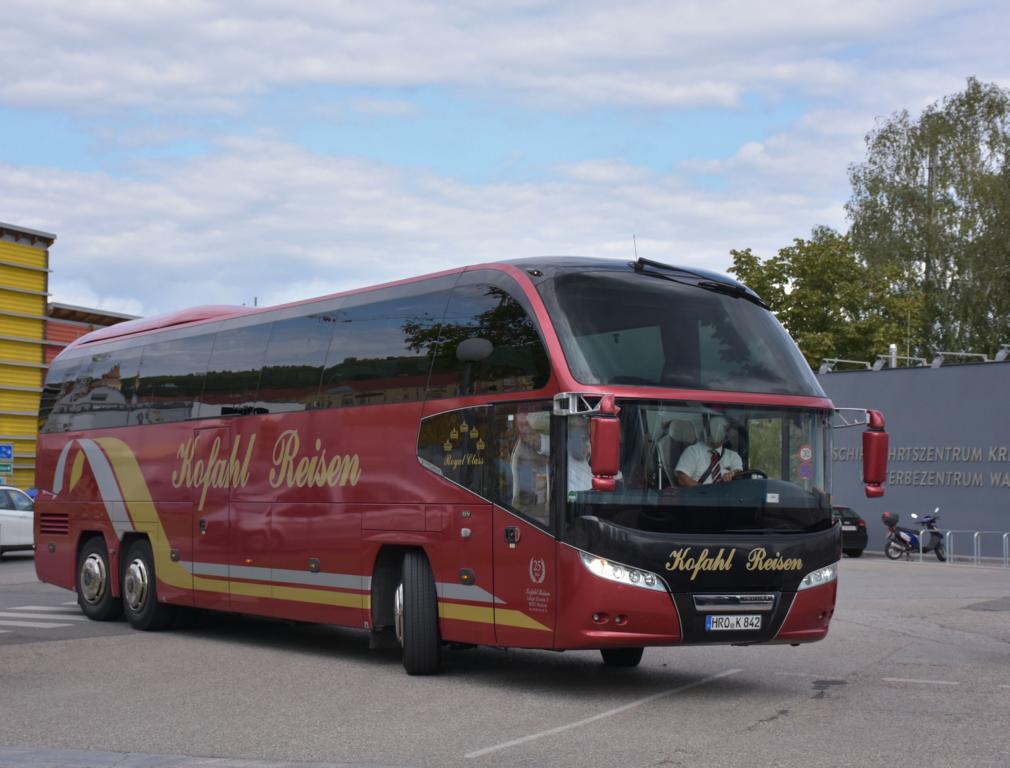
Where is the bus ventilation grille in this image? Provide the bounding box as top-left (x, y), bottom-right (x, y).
top-left (39, 512), bottom-right (70, 536)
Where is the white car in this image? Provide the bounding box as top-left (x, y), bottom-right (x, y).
top-left (0, 486), bottom-right (35, 558)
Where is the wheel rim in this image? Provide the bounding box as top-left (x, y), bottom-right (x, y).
top-left (393, 582), bottom-right (404, 645)
top-left (80, 553), bottom-right (108, 605)
top-left (123, 558), bottom-right (150, 613)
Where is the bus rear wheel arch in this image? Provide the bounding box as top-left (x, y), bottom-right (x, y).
top-left (121, 537), bottom-right (176, 631)
top-left (76, 534), bottom-right (123, 621)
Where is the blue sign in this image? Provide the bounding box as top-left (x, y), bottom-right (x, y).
top-left (0, 444), bottom-right (12, 461)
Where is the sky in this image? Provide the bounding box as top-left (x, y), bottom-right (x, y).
top-left (2, 0), bottom-right (1008, 317)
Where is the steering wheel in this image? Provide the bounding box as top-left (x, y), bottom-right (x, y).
top-left (733, 469), bottom-right (768, 480)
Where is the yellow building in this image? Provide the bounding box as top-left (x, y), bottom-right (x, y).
top-left (0, 221), bottom-right (55, 488)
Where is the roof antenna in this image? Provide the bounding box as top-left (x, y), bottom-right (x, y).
top-left (633, 234), bottom-right (638, 259)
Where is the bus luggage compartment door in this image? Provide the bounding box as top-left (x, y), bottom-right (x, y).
top-left (191, 426), bottom-right (232, 612)
top-left (492, 506), bottom-right (556, 648)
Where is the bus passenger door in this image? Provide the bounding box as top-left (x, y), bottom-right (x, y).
top-left (191, 426), bottom-right (231, 612)
top-left (491, 403), bottom-right (557, 648)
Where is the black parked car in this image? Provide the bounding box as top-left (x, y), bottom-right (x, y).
top-left (831, 505), bottom-right (868, 558)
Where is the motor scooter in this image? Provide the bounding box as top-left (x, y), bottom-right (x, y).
top-left (882, 508), bottom-right (946, 562)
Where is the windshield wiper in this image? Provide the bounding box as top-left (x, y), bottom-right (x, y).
top-left (696, 280), bottom-right (769, 309)
top-left (631, 257), bottom-right (768, 309)
top-left (632, 257), bottom-right (712, 282)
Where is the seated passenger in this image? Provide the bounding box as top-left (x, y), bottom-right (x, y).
top-left (511, 410), bottom-right (551, 523)
top-left (674, 415), bottom-right (742, 486)
top-left (567, 418), bottom-right (622, 493)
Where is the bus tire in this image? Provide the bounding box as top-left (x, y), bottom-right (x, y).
top-left (76, 536), bottom-right (122, 621)
top-left (399, 550), bottom-right (440, 675)
top-left (600, 647), bottom-right (644, 667)
top-left (122, 538), bottom-right (175, 631)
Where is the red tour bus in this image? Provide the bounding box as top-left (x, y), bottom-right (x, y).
top-left (34, 257), bottom-right (888, 674)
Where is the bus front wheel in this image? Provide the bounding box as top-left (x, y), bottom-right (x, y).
top-left (122, 539), bottom-right (176, 631)
top-left (396, 550), bottom-right (440, 675)
top-left (601, 647), bottom-right (644, 667)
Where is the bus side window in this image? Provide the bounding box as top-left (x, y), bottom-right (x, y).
top-left (131, 334), bottom-right (214, 425)
top-left (321, 282), bottom-right (452, 409)
top-left (258, 312), bottom-right (338, 413)
top-left (39, 358), bottom-right (80, 433)
top-left (490, 402), bottom-right (552, 529)
top-left (198, 323), bottom-right (273, 417)
top-left (416, 406), bottom-right (490, 496)
top-left (70, 347), bottom-right (143, 431)
top-left (428, 273), bottom-right (550, 399)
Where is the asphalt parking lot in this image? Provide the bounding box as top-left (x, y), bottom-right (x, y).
top-left (1, 551), bottom-right (1008, 768)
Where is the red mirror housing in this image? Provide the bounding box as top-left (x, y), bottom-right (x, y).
top-left (862, 409), bottom-right (888, 498)
top-left (590, 415), bottom-right (621, 492)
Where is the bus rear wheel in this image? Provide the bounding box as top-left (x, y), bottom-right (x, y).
top-left (396, 550), bottom-right (440, 675)
top-left (77, 537), bottom-right (122, 621)
top-left (601, 647), bottom-right (644, 667)
top-left (122, 539), bottom-right (176, 631)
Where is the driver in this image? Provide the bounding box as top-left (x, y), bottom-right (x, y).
top-left (674, 415), bottom-right (742, 486)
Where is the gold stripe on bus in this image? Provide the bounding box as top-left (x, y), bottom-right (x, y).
top-left (87, 437), bottom-right (371, 611)
top-left (438, 602), bottom-right (550, 632)
top-left (237, 582), bottom-right (363, 609)
top-left (91, 438), bottom-right (196, 592)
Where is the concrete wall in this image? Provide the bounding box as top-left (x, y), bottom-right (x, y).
top-left (818, 363), bottom-right (1010, 557)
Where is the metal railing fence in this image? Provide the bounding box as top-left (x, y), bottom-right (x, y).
top-left (941, 529), bottom-right (1010, 567)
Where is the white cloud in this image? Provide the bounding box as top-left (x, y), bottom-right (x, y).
top-left (349, 99), bottom-right (417, 117)
top-left (0, 135), bottom-right (842, 315)
top-left (50, 280), bottom-right (146, 317)
top-left (2, 0), bottom-right (1007, 317)
top-left (0, 0), bottom-right (997, 111)
top-left (556, 160), bottom-right (655, 185)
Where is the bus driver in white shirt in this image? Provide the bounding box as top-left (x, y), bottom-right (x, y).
top-left (674, 415), bottom-right (742, 486)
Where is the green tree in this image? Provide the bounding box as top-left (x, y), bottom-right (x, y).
top-left (847, 77), bottom-right (1010, 356)
top-left (730, 228), bottom-right (923, 368)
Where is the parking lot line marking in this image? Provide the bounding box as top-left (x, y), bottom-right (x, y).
top-left (62, 601), bottom-right (77, 606)
top-left (12, 605), bottom-right (83, 613)
top-left (0, 620), bottom-right (73, 629)
top-left (883, 677), bottom-right (960, 686)
top-left (0, 611), bottom-right (88, 622)
top-left (464, 668), bottom-right (741, 759)
top-left (774, 671), bottom-right (821, 678)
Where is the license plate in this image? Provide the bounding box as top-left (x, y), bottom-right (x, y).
top-left (705, 614), bottom-right (761, 631)
top-left (841, 524), bottom-right (857, 531)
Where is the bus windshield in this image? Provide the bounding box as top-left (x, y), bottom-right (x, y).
top-left (537, 269), bottom-right (823, 397)
top-left (564, 401), bottom-right (832, 537)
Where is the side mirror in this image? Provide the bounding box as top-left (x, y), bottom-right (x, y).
top-left (862, 409), bottom-right (888, 498)
top-left (456, 338), bottom-right (493, 362)
top-left (589, 395), bottom-right (621, 492)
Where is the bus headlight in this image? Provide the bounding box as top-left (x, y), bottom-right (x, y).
top-left (579, 553), bottom-right (667, 592)
top-left (797, 562), bottom-right (838, 591)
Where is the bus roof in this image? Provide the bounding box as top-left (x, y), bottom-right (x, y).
top-left (66, 256), bottom-right (755, 351)
top-left (72, 305), bottom-right (257, 347)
